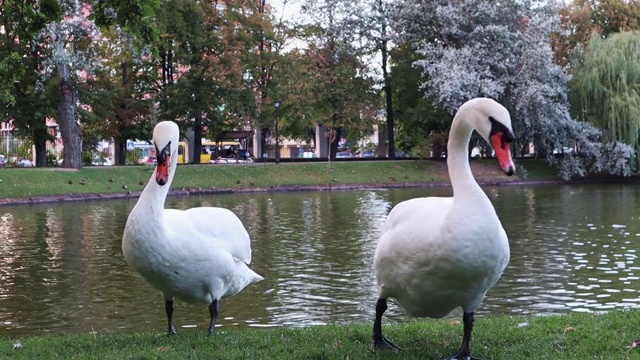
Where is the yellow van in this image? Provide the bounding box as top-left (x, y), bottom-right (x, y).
top-left (177, 141), bottom-right (241, 164)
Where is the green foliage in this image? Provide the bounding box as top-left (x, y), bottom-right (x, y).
top-left (46, 151), bottom-right (58, 166)
top-left (554, 0), bottom-right (640, 66)
top-left (570, 31), bottom-right (640, 167)
top-left (80, 27), bottom-right (154, 162)
top-left (0, 0), bottom-right (61, 105)
top-left (273, 45), bottom-right (378, 154)
top-left (389, 43), bottom-right (451, 156)
top-left (91, 0), bottom-right (160, 46)
top-left (127, 149), bottom-right (143, 165)
top-left (82, 151), bottom-right (93, 166)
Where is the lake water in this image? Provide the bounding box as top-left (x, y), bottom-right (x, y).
top-left (1, 183), bottom-right (640, 337)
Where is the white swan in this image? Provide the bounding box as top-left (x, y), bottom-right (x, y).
top-left (372, 98), bottom-right (515, 359)
top-left (122, 121), bottom-right (263, 336)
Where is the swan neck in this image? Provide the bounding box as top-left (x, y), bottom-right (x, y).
top-left (134, 159), bottom-right (177, 216)
top-left (447, 118), bottom-right (482, 197)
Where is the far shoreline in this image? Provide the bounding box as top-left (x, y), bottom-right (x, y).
top-left (0, 177), bottom-right (609, 207)
top-left (1, 159), bottom-right (637, 207)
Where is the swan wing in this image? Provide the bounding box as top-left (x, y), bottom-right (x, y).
top-left (164, 207), bottom-right (253, 264)
top-left (382, 197), bottom-right (452, 235)
top-left (374, 197), bottom-right (453, 298)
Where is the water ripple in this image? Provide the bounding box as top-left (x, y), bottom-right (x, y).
top-left (1, 185), bottom-right (640, 336)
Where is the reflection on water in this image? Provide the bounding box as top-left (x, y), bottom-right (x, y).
top-left (1, 184), bottom-right (640, 337)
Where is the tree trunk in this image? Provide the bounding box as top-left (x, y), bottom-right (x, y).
top-left (329, 126), bottom-right (342, 161)
top-left (33, 128), bottom-right (48, 167)
top-left (260, 127), bottom-right (268, 159)
top-left (58, 63), bottom-right (82, 169)
top-left (192, 118), bottom-right (203, 164)
top-left (377, 123), bottom-right (387, 157)
top-left (114, 137), bottom-right (126, 165)
top-left (381, 42), bottom-right (395, 159)
top-left (117, 61), bottom-right (129, 166)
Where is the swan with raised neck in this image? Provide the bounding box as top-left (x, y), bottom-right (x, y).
top-left (122, 121), bottom-right (263, 336)
top-left (371, 98), bottom-right (515, 359)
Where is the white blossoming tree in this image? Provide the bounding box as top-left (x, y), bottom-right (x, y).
top-left (393, 0), bottom-right (633, 178)
top-left (41, 0), bottom-right (99, 169)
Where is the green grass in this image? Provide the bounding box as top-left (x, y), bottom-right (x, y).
top-left (0, 159), bottom-right (560, 202)
top-left (2, 310), bottom-right (640, 359)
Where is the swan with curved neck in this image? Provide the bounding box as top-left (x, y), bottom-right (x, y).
top-left (372, 98), bottom-right (515, 359)
top-left (122, 121), bottom-right (263, 336)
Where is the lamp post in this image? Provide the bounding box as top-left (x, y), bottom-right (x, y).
top-left (274, 100), bottom-right (281, 164)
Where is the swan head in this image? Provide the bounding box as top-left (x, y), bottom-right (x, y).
top-left (459, 98), bottom-right (516, 176)
top-left (152, 121), bottom-right (180, 186)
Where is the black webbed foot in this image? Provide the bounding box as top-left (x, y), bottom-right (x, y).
top-left (371, 298), bottom-right (401, 351)
top-left (449, 312), bottom-right (481, 360)
top-left (167, 324), bottom-right (176, 336)
top-left (450, 353), bottom-right (482, 360)
top-left (372, 335), bottom-right (402, 351)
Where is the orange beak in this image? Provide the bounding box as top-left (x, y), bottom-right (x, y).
top-left (155, 142), bottom-right (172, 186)
top-left (490, 132), bottom-right (515, 176)
top-left (155, 153), bottom-right (170, 186)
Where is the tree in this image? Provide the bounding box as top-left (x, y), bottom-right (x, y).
top-left (294, 0), bottom-right (378, 160)
top-left (239, 0), bottom-right (282, 159)
top-left (0, 0), bottom-right (61, 105)
top-left (153, 0), bottom-right (219, 163)
top-left (7, 59), bottom-right (58, 167)
top-left (92, 0), bottom-right (159, 45)
top-left (0, 0), bottom-right (61, 166)
top-left (393, 0), bottom-right (632, 178)
top-left (347, 0), bottom-right (397, 158)
top-left (389, 43), bottom-right (450, 158)
top-left (570, 31), bottom-right (640, 171)
top-left (552, 0), bottom-right (640, 66)
top-left (152, 0), bottom-right (277, 164)
top-left (41, 0), bottom-right (101, 169)
top-left (80, 29), bottom-right (153, 165)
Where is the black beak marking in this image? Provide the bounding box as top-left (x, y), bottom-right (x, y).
top-left (489, 116), bottom-right (514, 148)
top-left (156, 141), bottom-right (171, 163)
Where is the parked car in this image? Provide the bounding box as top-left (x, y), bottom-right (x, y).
top-left (18, 159), bottom-right (33, 167)
top-left (236, 149), bottom-right (255, 162)
top-left (92, 157), bottom-right (112, 166)
top-left (336, 151), bottom-right (353, 158)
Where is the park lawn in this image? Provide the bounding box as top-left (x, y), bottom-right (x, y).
top-left (0, 159), bottom-right (559, 202)
top-left (1, 309), bottom-right (639, 359)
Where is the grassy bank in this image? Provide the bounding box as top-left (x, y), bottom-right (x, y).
top-left (0, 159), bottom-right (560, 203)
top-left (2, 310), bottom-right (639, 359)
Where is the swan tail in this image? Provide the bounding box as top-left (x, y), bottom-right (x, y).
top-left (236, 257), bottom-right (264, 284)
top-left (247, 267), bottom-right (264, 283)
top-left (244, 263), bottom-right (264, 284)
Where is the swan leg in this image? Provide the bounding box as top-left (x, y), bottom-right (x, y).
top-left (165, 300), bottom-right (177, 336)
top-left (371, 298), bottom-right (401, 351)
top-left (207, 299), bottom-right (219, 336)
top-left (450, 312), bottom-right (481, 360)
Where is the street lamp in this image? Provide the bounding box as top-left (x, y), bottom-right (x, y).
top-left (274, 100), bottom-right (281, 164)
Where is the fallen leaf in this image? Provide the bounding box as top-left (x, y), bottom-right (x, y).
top-left (626, 340), bottom-right (640, 349)
top-left (564, 326), bottom-right (576, 333)
top-left (449, 320), bottom-right (461, 326)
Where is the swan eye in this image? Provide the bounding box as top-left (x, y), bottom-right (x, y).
top-left (488, 117), bottom-right (514, 147)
